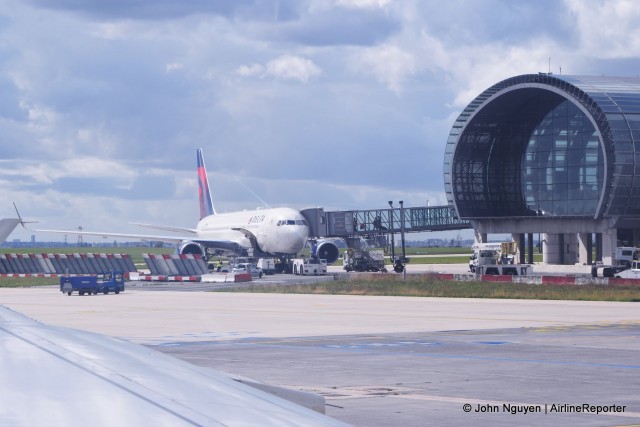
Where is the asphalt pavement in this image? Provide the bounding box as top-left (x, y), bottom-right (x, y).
top-left (1, 261), bottom-right (638, 426)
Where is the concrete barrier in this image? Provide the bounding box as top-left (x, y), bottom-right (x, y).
top-left (481, 274), bottom-right (513, 282)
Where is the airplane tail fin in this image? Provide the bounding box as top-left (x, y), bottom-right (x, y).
top-left (197, 148), bottom-right (216, 219)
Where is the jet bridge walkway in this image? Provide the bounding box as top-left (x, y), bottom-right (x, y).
top-left (302, 205), bottom-right (471, 239)
top-left (302, 205), bottom-right (471, 272)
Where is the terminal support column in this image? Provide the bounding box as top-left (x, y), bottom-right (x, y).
top-left (543, 233), bottom-right (580, 265)
top-left (578, 233), bottom-right (592, 265)
top-left (512, 233), bottom-right (525, 264)
top-left (565, 234), bottom-right (578, 264)
top-left (595, 233), bottom-right (603, 262)
top-left (601, 228), bottom-right (616, 265)
top-left (543, 233), bottom-right (560, 264)
top-left (512, 233), bottom-right (533, 264)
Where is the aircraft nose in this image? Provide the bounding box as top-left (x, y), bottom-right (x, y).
top-left (281, 225), bottom-right (309, 253)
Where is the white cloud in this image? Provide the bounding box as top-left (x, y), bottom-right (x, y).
top-left (236, 63), bottom-right (264, 77)
top-left (0, 158), bottom-right (136, 185)
top-left (60, 157), bottom-right (136, 180)
top-left (165, 62), bottom-right (184, 73)
top-left (350, 44), bottom-right (415, 93)
top-left (447, 40), bottom-right (564, 108)
top-left (90, 22), bottom-right (132, 40)
top-left (236, 55), bottom-right (322, 82)
top-left (24, 102), bottom-right (58, 132)
top-left (236, 55), bottom-right (322, 83)
top-left (565, 0), bottom-right (640, 58)
top-left (334, 0), bottom-right (392, 8)
top-left (265, 55), bottom-right (322, 82)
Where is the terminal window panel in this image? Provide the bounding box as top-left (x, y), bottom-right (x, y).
top-left (521, 100), bottom-right (604, 216)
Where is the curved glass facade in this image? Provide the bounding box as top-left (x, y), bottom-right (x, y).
top-left (522, 100), bottom-right (604, 216)
top-left (444, 74), bottom-right (640, 220)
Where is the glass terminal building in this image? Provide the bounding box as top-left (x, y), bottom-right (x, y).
top-left (444, 74), bottom-right (640, 264)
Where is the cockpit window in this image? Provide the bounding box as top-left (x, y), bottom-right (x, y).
top-left (277, 219), bottom-right (308, 226)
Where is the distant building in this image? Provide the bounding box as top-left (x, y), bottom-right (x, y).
top-left (444, 74), bottom-right (640, 265)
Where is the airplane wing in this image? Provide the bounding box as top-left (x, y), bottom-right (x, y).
top-left (131, 222), bottom-right (198, 234)
top-left (36, 227), bottom-right (188, 244)
top-left (0, 306), bottom-right (349, 426)
top-left (36, 227), bottom-right (242, 252)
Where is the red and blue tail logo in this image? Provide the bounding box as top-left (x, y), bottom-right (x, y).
top-left (197, 148), bottom-right (215, 219)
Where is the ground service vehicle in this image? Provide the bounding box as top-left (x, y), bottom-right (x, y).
top-left (343, 249), bottom-right (387, 273)
top-left (614, 261), bottom-right (640, 278)
top-left (469, 242), bottom-right (517, 272)
top-left (469, 249), bottom-right (498, 272)
top-left (257, 258), bottom-right (277, 275)
top-left (60, 271), bottom-right (125, 296)
top-left (476, 264), bottom-right (533, 276)
top-left (292, 258), bottom-right (327, 275)
top-left (614, 247), bottom-right (640, 267)
top-left (591, 247), bottom-right (640, 277)
top-left (232, 263), bottom-right (263, 278)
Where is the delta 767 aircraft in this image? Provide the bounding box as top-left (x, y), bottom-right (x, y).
top-left (38, 149), bottom-right (340, 271)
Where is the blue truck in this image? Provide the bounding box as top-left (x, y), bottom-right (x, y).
top-left (60, 271), bottom-right (126, 296)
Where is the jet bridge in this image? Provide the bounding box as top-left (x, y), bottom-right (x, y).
top-left (301, 205), bottom-right (471, 239)
top-left (301, 205), bottom-right (471, 272)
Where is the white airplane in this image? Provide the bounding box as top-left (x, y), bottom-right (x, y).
top-left (0, 305), bottom-right (349, 426)
top-left (37, 149), bottom-right (340, 269)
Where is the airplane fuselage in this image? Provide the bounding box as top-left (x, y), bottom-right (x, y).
top-left (196, 207), bottom-right (310, 256)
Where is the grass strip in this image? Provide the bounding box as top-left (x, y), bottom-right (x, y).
top-left (214, 276), bottom-right (640, 302)
top-left (0, 277), bottom-right (58, 287)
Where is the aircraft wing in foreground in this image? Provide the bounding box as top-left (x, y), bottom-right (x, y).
top-left (0, 306), bottom-right (349, 426)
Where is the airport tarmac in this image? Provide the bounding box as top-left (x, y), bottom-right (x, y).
top-left (1, 283), bottom-right (639, 426)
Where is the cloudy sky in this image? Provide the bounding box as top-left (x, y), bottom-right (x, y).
top-left (2, 0), bottom-right (640, 242)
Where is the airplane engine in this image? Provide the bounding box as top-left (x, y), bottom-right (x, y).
top-left (178, 241), bottom-right (205, 256)
top-left (315, 240), bottom-right (340, 264)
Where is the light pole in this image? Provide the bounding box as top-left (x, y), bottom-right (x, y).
top-left (388, 201), bottom-right (395, 262)
top-left (399, 200), bottom-right (406, 263)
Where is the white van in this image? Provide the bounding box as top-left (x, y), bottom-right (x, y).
top-left (257, 258), bottom-right (277, 275)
